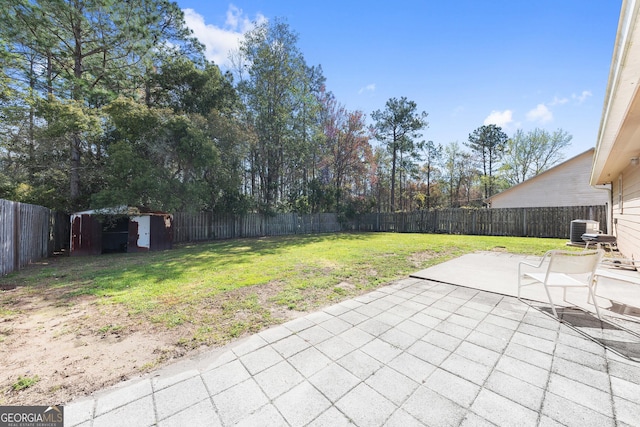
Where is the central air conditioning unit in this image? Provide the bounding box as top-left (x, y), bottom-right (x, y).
top-left (570, 219), bottom-right (600, 243)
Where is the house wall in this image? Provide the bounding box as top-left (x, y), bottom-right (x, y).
top-left (490, 151), bottom-right (609, 208)
top-left (612, 163), bottom-right (640, 259)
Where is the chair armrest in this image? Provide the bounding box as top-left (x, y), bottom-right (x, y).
top-left (518, 251), bottom-right (553, 277)
top-left (519, 251), bottom-right (553, 269)
top-left (519, 260), bottom-right (543, 269)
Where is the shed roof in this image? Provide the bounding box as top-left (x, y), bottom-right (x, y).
top-left (71, 206), bottom-right (170, 216)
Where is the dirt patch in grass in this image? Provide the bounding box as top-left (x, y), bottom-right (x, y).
top-left (409, 250), bottom-right (439, 267)
top-left (1, 287), bottom-right (183, 405)
top-left (0, 281), bottom-right (299, 406)
top-left (0, 272), bottom-right (382, 405)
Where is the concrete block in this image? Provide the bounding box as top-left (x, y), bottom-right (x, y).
top-left (440, 353), bottom-right (491, 386)
top-left (273, 381), bottom-right (331, 426)
top-left (402, 386), bottom-right (466, 427)
top-left (485, 370), bottom-right (544, 411)
top-left (314, 335), bottom-right (356, 360)
top-left (201, 359), bottom-right (251, 396)
top-left (211, 379), bottom-right (269, 426)
top-left (388, 352), bottom-right (437, 384)
top-left (253, 360), bottom-right (304, 400)
top-left (271, 334), bottom-right (310, 358)
top-left (541, 390), bottom-right (615, 427)
top-left (154, 376), bottom-right (209, 421)
top-left (425, 368), bottom-right (480, 407)
top-left (471, 388), bottom-right (538, 426)
top-left (547, 373), bottom-right (613, 417)
top-left (308, 362), bottom-right (360, 402)
top-left (92, 396), bottom-right (155, 427)
top-left (336, 383), bottom-right (396, 427)
top-left (287, 347), bottom-right (332, 378)
top-left (94, 379), bottom-right (152, 417)
top-left (336, 349), bottom-right (383, 380)
top-left (365, 365), bottom-right (419, 405)
top-left (157, 400), bottom-right (220, 427)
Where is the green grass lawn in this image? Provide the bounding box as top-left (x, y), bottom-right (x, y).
top-left (0, 232), bottom-right (571, 347)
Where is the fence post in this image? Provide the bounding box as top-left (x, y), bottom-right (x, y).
top-left (472, 210), bottom-right (476, 235)
top-left (433, 210), bottom-right (437, 233)
top-left (523, 209), bottom-right (527, 237)
top-left (13, 202), bottom-right (20, 271)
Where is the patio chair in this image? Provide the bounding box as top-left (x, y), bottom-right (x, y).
top-left (518, 249), bottom-right (604, 319)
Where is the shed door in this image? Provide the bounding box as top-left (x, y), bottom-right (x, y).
top-left (70, 214), bottom-right (102, 256)
top-left (149, 215), bottom-right (173, 251)
top-left (128, 216), bottom-right (150, 252)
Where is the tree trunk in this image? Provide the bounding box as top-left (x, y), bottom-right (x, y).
top-left (70, 12), bottom-right (83, 206)
top-left (390, 143), bottom-right (397, 212)
top-left (70, 134), bottom-right (81, 203)
top-left (426, 164), bottom-right (431, 210)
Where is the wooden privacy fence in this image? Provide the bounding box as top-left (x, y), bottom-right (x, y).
top-left (173, 205), bottom-right (606, 243)
top-left (0, 204), bottom-right (607, 275)
top-left (173, 212), bottom-right (342, 243)
top-left (347, 205), bottom-right (607, 238)
top-left (0, 199), bottom-right (69, 276)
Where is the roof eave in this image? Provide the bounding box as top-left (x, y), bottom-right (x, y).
top-left (591, 0), bottom-right (640, 185)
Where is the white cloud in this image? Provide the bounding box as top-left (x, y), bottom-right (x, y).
top-left (526, 103), bottom-right (553, 123)
top-left (225, 5), bottom-right (244, 28)
top-left (572, 90), bottom-right (592, 104)
top-left (549, 96), bottom-right (569, 106)
top-left (358, 84), bottom-right (376, 94)
top-left (183, 5), bottom-right (266, 68)
top-left (484, 110), bottom-right (514, 128)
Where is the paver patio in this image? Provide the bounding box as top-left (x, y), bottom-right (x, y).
top-left (65, 252), bottom-right (640, 427)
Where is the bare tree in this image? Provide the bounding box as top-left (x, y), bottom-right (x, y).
top-left (501, 128), bottom-right (572, 185)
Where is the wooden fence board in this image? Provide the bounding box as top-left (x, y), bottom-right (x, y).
top-left (0, 200), bottom-right (15, 276)
top-left (172, 212), bottom-right (343, 243)
top-left (0, 199), bottom-right (69, 276)
top-left (347, 205), bottom-right (607, 238)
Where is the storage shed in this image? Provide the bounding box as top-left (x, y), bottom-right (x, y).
top-left (70, 206), bottom-right (173, 256)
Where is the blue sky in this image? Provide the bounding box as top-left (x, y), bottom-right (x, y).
top-left (176, 1), bottom-right (622, 159)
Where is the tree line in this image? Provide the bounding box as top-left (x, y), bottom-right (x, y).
top-left (0, 0), bottom-right (572, 216)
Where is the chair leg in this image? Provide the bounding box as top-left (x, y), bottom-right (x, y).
top-left (517, 267), bottom-right (522, 299)
top-left (543, 285), bottom-right (559, 317)
top-left (588, 282), bottom-right (602, 320)
top-left (588, 277), bottom-right (600, 304)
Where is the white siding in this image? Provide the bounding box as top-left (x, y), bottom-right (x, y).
top-left (612, 162), bottom-right (640, 259)
top-left (490, 151), bottom-right (608, 209)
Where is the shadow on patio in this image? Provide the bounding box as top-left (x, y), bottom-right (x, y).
top-left (412, 251), bottom-right (640, 362)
